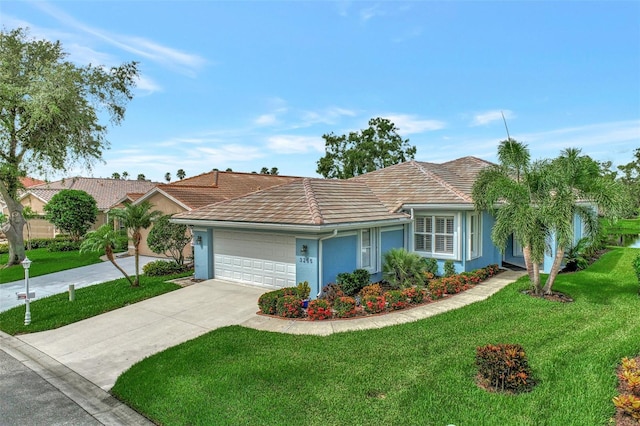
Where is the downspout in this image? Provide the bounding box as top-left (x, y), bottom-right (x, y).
top-left (317, 229), bottom-right (338, 297)
top-left (409, 208), bottom-right (414, 251)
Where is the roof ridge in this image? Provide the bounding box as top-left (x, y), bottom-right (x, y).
top-left (303, 179), bottom-right (324, 225)
top-left (413, 162), bottom-right (471, 202)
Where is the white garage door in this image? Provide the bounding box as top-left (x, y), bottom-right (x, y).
top-left (214, 230), bottom-right (296, 288)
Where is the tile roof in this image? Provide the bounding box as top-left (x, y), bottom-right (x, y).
top-left (173, 178), bottom-right (408, 226)
top-left (351, 157), bottom-right (494, 210)
top-left (27, 177), bottom-right (160, 210)
top-left (20, 177), bottom-right (45, 188)
top-left (172, 157), bottom-right (493, 227)
top-left (147, 171), bottom-right (302, 210)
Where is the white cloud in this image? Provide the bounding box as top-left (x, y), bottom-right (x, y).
top-left (393, 27), bottom-right (423, 43)
top-left (382, 114), bottom-right (446, 134)
top-left (299, 107), bottom-right (357, 127)
top-left (360, 4), bottom-right (384, 22)
top-left (267, 135), bottom-right (325, 154)
top-left (471, 110), bottom-right (514, 126)
top-left (32, 2), bottom-right (206, 76)
top-left (255, 114), bottom-right (278, 126)
top-left (195, 144), bottom-right (265, 162)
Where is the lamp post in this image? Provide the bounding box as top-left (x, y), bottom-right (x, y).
top-left (22, 257), bottom-right (32, 325)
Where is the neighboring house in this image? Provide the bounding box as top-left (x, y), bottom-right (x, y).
top-left (18, 177), bottom-right (159, 239)
top-left (0, 177), bottom-right (45, 238)
top-left (172, 157), bottom-right (507, 298)
top-left (131, 171), bottom-right (303, 258)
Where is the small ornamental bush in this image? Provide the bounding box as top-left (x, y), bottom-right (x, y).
top-left (382, 248), bottom-right (426, 289)
top-left (320, 283), bottom-right (345, 304)
top-left (362, 295), bottom-right (386, 314)
top-left (307, 299), bottom-right (332, 320)
top-left (443, 260), bottom-right (456, 277)
top-left (613, 394), bottom-right (640, 421)
top-left (296, 281), bottom-right (311, 300)
top-left (276, 295), bottom-right (304, 318)
top-left (258, 289), bottom-right (284, 315)
top-left (422, 257), bottom-right (438, 276)
top-left (475, 343), bottom-right (536, 394)
top-left (441, 275), bottom-right (470, 294)
top-left (402, 287), bottom-right (424, 304)
top-left (613, 356), bottom-right (640, 422)
top-left (333, 296), bottom-right (358, 318)
top-left (423, 271), bottom-right (435, 282)
top-left (337, 269), bottom-right (370, 296)
top-left (385, 290), bottom-right (408, 310)
top-left (0, 242), bottom-right (8, 254)
top-left (486, 264), bottom-right (500, 277)
top-left (143, 260), bottom-right (191, 277)
top-left (360, 283), bottom-right (383, 298)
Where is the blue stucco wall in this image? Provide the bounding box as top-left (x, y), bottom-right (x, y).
top-left (295, 238), bottom-right (320, 297)
top-left (193, 228), bottom-right (213, 279)
top-left (322, 234), bottom-right (357, 288)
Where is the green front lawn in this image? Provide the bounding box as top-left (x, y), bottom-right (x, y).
top-left (112, 247), bottom-right (640, 425)
top-left (0, 275), bottom-right (185, 335)
top-left (603, 217), bottom-right (640, 234)
top-left (0, 248), bottom-right (103, 284)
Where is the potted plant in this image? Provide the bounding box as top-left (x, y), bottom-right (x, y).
top-left (296, 281), bottom-right (311, 308)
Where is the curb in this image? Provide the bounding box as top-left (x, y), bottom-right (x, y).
top-left (0, 331), bottom-right (152, 426)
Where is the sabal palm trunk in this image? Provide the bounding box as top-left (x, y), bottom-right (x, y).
top-left (132, 230), bottom-right (141, 287)
top-left (106, 245), bottom-right (133, 285)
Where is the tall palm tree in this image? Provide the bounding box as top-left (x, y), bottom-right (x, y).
top-left (474, 141), bottom-right (627, 295)
top-left (538, 148), bottom-right (626, 293)
top-left (80, 224), bottom-right (133, 286)
top-left (473, 139), bottom-right (546, 292)
top-left (110, 201), bottom-right (162, 287)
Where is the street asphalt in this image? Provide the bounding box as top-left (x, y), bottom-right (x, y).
top-left (0, 255), bottom-right (158, 312)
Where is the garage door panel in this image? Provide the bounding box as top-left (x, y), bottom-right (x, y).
top-left (213, 230), bottom-right (296, 289)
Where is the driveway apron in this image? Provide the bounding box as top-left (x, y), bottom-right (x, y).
top-left (17, 279), bottom-right (265, 391)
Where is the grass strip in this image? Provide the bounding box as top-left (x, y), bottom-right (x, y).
top-left (112, 248), bottom-right (640, 425)
top-left (0, 274), bottom-right (185, 335)
top-left (0, 248), bottom-right (103, 284)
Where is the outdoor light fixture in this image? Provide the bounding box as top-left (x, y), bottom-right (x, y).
top-left (196, 235), bottom-right (203, 245)
top-left (21, 257), bottom-right (32, 326)
top-left (300, 244), bottom-right (308, 255)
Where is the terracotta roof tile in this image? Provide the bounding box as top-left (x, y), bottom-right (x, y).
top-left (173, 178), bottom-right (408, 226)
top-left (352, 157), bottom-right (494, 209)
top-left (27, 177), bottom-right (159, 210)
top-left (158, 171), bottom-right (302, 209)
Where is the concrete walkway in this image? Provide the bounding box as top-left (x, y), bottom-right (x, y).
top-left (0, 268), bottom-right (525, 425)
top-left (0, 255), bottom-right (158, 312)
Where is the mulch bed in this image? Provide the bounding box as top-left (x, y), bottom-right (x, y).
top-left (614, 356), bottom-right (640, 426)
top-left (522, 290), bottom-right (574, 303)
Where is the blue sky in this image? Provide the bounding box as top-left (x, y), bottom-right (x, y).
top-left (2, 1), bottom-right (639, 182)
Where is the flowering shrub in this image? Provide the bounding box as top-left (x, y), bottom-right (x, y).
top-left (320, 283), bottom-right (345, 304)
top-left (360, 283), bottom-right (383, 297)
top-left (258, 289), bottom-right (284, 314)
top-left (486, 264), bottom-right (500, 277)
top-left (475, 343), bottom-right (536, 393)
top-left (385, 290), bottom-right (408, 310)
top-left (307, 299), bottom-right (332, 320)
top-left (362, 295), bottom-right (386, 314)
top-left (427, 279), bottom-right (446, 300)
top-left (402, 287), bottom-right (424, 304)
top-left (275, 295), bottom-right (304, 318)
top-left (613, 356), bottom-right (640, 421)
top-left (423, 271), bottom-right (435, 282)
top-left (333, 296), bottom-right (358, 318)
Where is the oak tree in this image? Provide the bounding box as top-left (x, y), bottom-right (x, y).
top-left (0, 28), bottom-right (138, 265)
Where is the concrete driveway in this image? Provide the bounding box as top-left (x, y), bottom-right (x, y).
top-left (18, 279), bottom-right (265, 390)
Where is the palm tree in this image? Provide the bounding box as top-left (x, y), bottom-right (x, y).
top-left (110, 201), bottom-right (162, 287)
top-left (176, 169), bottom-right (186, 180)
top-left (473, 139), bottom-right (546, 292)
top-left (474, 141), bottom-right (627, 295)
top-left (538, 148), bottom-right (626, 293)
top-left (80, 224), bottom-right (133, 286)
